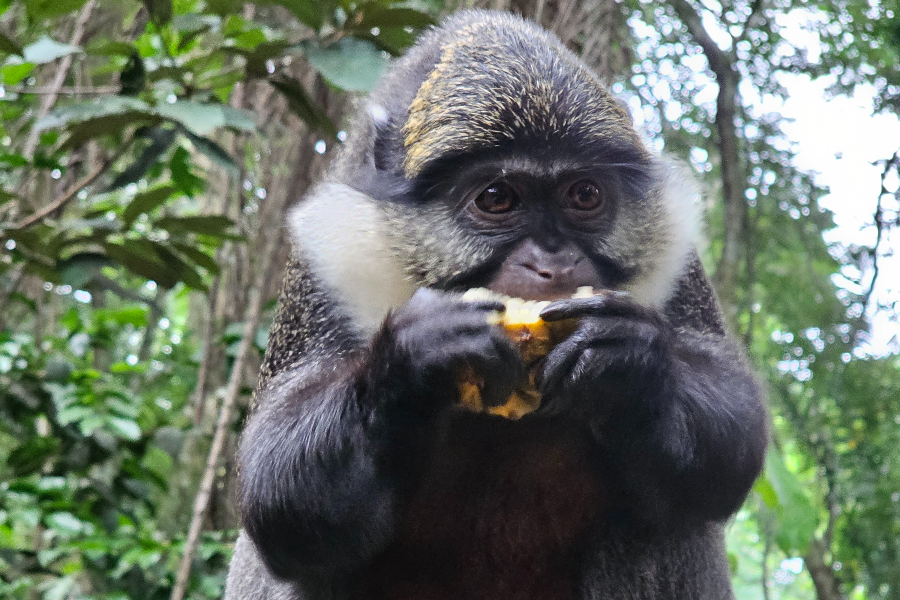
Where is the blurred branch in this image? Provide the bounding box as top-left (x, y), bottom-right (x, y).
top-left (9, 85), bottom-right (120, 95)
top-left (0, 263), bottom-right (26, 331)
top-left (191, 275), bottom-right (220, 426)
top-left (21, 0), bottom-right (97, 159)
top-left (94, 273), bottom-right (162, 310)
top-left (170, 228), bottom-right (283, 600)
top-left (863, 149), bottom-right (900, 310)
top-left (8, 133), bottom-right (135, 232)
top-left (805, 538), bottom-right (846, 600)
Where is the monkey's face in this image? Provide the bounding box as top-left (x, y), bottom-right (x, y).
top-left (375, 128), bottom-right (696, 306)
top-left (338, 11), bottom-right (700, 310)
top-left (394, 150), bottom-right (655, 301)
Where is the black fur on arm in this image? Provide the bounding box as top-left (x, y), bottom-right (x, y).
top-left (239, 335), bottom-right (436, 581)
top-left (598, 328), bottom-right (768, 525)
top-left (239, 286), bottom-right (522, 581)
top-left (538, 259), bottom-right (768, 527)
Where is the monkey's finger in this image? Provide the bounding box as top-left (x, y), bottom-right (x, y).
top-left (539, 292), bottom-right (635, 322)
top-left (537, 344), bottom-right (624, 417)
top-left (466, 300), bottom-right (507, 312)
top-left (410, 287), bottom-right (506, 313)
top-left (478, 336), bottom-right (527, 407)
top-left (535, 334), bottom-right (593, 395)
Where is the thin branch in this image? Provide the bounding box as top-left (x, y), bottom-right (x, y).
top-left (8, 85), bottom-right (120, 95)
top-left (192, 275), bottom-right (220, 426)
top-left (670, 0), bottom-right (731, 74)
top-left (9, 133), bottom-right (135, 232)
top-left (21, 0), bottom-right (97, 160)
top-left (169, 230), bottom-right (283, 600)
top-left (863, 149), bottom-right (900, 310)
top-left (739, 0), bottom-right (766, 43)
top-left (93, 273), bottom-right (162, 310)
top-left (0, 263), bottom-right (26, 331)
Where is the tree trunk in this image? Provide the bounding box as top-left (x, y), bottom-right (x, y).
top-left (805, 539), bottom-right (846, 600)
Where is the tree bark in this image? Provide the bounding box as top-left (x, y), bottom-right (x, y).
top-left (805, 538), bottom-right (846, 600)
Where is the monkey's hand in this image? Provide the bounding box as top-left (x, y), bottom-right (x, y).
top-left (365, 288), bottom-right (526, 413)
top-left (536, 292), bottom-right (672, 423)
top-left (536, 292), bottom-right (767, 525)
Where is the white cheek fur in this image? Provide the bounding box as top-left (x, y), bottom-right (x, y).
top-left (287, 182), bottom-right (418, 335)
top-left (288, 163), bottom-right (701, 331)
top-left (623, 161), bottom-right (702, 308)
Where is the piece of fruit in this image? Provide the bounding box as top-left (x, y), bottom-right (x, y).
top-left (457, 287), bottom-right (593, 419)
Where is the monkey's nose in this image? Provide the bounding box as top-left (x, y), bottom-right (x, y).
top-left (487, 241), bottom-right (600, 300)
top-left (523, 257), bottom-right (579, 281)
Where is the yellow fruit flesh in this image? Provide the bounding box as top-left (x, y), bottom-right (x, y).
top-left (458, 288), bottom-right (591, 420)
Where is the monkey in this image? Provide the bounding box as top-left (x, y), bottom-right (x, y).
top-left (224, 10), bottom-right (768, 600)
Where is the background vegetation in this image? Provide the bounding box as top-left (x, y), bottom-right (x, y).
top-left (0, 0), bottom-right (898, 599)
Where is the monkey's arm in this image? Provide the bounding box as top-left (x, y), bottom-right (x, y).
top-left (239, 288), bottom-right (521, 580)
top-left (538, 293), bottom-right (767, 526)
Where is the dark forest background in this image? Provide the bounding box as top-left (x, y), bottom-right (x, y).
top-left (1, 0), bottom-right (899, 598)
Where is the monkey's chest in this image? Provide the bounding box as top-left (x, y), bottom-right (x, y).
top-left (357, 414), bottom-right (605, 600)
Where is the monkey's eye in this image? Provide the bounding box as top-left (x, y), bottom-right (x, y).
top-left (473, 182), bottom-right (519, 214)
top-left (566, 180), bottom-right (605, 211)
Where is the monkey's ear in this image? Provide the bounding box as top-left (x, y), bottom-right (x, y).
top-left (612, 94), bottom-right (635, 124)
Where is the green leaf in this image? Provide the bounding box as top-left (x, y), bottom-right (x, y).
top-left (153, 214), bottom-right (234, 236)
top-left (102, 306), bottom-right (149, 327)
top-left (172, 242), bottom-right (220, 275)
top-left (61, 111), bottom-right (162, 151)
top-left (142, 0), bottom-right (173, 26)
top-left (221, 105), bottom-right (256, 131)
top-left (268, 77), bottom-right (336, 136)
top-left (0, 31), bottom-right (22, 56)
top-left (122, 184), bottom-right (177, 226)
top-left (0, 152), bottom-right (28, 167)
top-left (753, 473), bottom-right (780, 509)
top-left (105, 127), bottom-right (176, 191)
top-left (56, 404), bottom-right (92, 426)
top-left (151, 242), bottom-right (208, 291)
top-left (119, 52), bottom-right (146, 95)
top-left (59, 253), bottom-right (112, 288)
top-left (108, 416), bottom-right (141, 441)
top-left (45, 512), bottom-right (85, 536)
top-left (87, 40), bottom-right (137, 57)
top-left (181, 129), bottom-right (238, 172)
top-left (356, 4), bottom-right (435, 29)
top-left (224, 40), bottom-right (291, 78)
top-left (170, 145), bottom-right (204, 196)
top-left (141, 446), bottom-right (174, 481)
top-left (207, 0), bottom-right (245, 17)
top-left (36, 97), bottom-right (151, 131)
top-left (103, 241), bottom-right (179, 288)
top-left (172, 13), bottom-right (220, 33)
top-left (764, 449), bottom-right (818, 555)
top-left (254, 0), bottom-right (323, 28)
top-left (22, 37), bottom-right (81, 64)
top-left (155, 100), bottom-right (225, 136)
top-left (304, 38), bottom-right (389, 92)
top-left (8, 437), bottom-right (60, 476)
top-left (23, 0), bottom-right (88, 20)
top-left (0, 61), bottom-right (34, 85)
